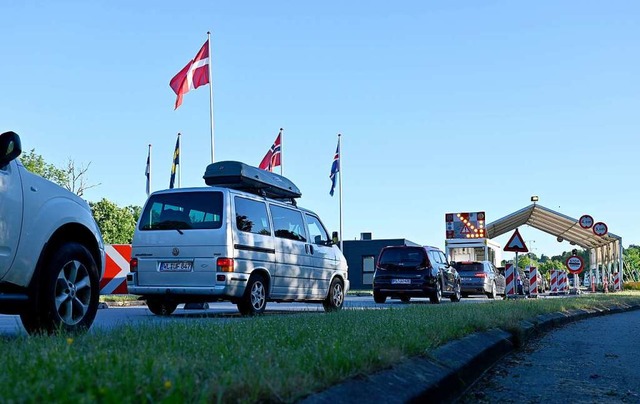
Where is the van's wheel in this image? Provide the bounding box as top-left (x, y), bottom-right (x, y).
top-left (146, 300), bottom-right (178, 316)
top-left (429, 278), bottom-right (442, 304)
top-left (238, 274), bottom-right (267, 315)
top-left (20, 242), bottom-right (99, 335)
top-left (373, 291), bottom-right (387, 304)
top-left (323, 278), bottom-right (344, 312)
top-left (450, 281), bottom-right (462, 302)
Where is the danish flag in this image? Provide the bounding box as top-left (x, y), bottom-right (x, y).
top-left (170, 39), bottom-right (210, 109)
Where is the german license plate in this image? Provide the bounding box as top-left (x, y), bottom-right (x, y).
top-left (160, 261), bottom-right (193, 272)
top-left (391, 278), bottom-right (411, 285)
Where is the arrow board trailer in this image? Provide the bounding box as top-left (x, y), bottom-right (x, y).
top-left (203, 161), bottom-right (302, 201)
top-left (445, 238), bottom-right (503, 267)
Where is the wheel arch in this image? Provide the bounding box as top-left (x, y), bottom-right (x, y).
top-left (249, 268), bottom-right (272, 296)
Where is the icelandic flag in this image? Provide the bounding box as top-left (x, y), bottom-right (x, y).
top-left (329, 140), bottom-right (340, 196)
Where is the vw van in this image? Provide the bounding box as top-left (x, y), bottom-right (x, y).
top-left (127, 161), bottom-right (348, 316)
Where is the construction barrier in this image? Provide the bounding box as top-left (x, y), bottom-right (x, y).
top-left (559, 271), bottom-right (569, 294)
top-left (603, 274), bottom-right (609, 293)
top-left (505, 263), bottom-right (516, 296)
top-left (550, 269), bottom-right (559, 295)
top-left (613, 272), bottom-right (621, 291)
top-left (591, 274), bottom-right (596, 293)
top-left (529, 266), bottom-right (538, 296)
top-left (100, 244), bottom-right (131, 295)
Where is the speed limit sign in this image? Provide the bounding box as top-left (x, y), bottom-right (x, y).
top-left (566, 256), bottom-right (584, 274)
top-left (593, 222), bottom-right (608, 237)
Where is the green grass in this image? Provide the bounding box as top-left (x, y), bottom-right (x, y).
top-left (2, 293), bottom-right (640, 403)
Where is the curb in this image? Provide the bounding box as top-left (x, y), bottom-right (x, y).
top-left (300, 302), bottom-right (640, 403)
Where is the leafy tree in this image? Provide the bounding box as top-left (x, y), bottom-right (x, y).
top-left (90, 198), bottom-right (139, 244)
top-left (19, 149), bottom-right (67, 186)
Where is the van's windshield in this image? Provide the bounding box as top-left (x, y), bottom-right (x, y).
top-left (139, 191), bottom-right (223, 230)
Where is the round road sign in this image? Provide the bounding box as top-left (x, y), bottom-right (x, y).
top-left (566, 256), bottom-right (584, 274)
top-left (579, 215), bottom-right (594, 229)
top-left (593, 222), bottom-right (608, 237)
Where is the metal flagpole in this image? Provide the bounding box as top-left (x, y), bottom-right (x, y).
top-left (338, 133), bottom-right (343, 252)
top-left (207, 31), bottom-right (215, 163)
top-left (178, 133), bottom-right (181, 188)
top-left (280, 128), bottom-right (284, 176)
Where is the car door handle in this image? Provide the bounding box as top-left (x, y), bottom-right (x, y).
top-left (305, 244), bottom-right (314, 255)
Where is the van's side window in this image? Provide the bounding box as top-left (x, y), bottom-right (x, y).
top-left (305, 214), bottom-right (330, 245)
top-left (269, 205), bottom-right (307, 242)
top-left (234, 197), bottom-right (271, 236)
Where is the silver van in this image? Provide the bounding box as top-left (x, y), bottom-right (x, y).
top-left (126, 161), bottom-right (349, 316)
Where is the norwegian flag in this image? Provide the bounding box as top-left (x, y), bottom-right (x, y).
top-left (258, 130), bottom-right (282, 172)
top-left (170, 39), bottom-right (210, 109)
top-left (329, 140), bottom-right (340, 196)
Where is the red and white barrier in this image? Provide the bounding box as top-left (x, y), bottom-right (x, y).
top-left (529, 266), bottom-right (538, 295)
top-left (100, 244), bottom-right (131, 295)
top-left (550, 269), bottom-right (559, 295)
top-left (559, 271), bottom-right (568, 294)
top-left (505, 264), bottom-right (516, 296)
top-left (613, 272), bottom-right (621, 291)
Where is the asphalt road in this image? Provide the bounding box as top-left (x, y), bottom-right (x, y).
top-left (0, 294), bottom-right (494, 337)
top-left (459, 309), bottom-right (640, 403)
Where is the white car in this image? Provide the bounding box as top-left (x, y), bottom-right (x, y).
top-left (127, 161), bottom-right (349, 316)
top-left (0, 131), bottom-right (105, 334)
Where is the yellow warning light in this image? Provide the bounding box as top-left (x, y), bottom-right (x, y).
top-left (457, 213), bottom-right (461, 218)
top-left (466, 234), bottom-right (471, 238)
top-left (474, 229), bottom-right (478, 232)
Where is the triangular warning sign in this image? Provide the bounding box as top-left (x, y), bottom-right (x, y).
top-left (461, 225), bottom-right (471, 234)
top-left (504, 228), bottom-right (529, 252)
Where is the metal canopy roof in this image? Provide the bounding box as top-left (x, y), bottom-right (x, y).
top-left (486, 203), bottom-right (621, 250)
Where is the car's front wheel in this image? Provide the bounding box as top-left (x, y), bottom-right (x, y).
top-left (450, 281), bottom-right (462, 302)
top-left (323, 278), bottom-right (345, 312)
top-left (21, 242), bottom-right (100, 335)
top-left (373, 291), bottom-right (387, 304)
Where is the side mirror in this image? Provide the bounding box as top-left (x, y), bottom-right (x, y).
top-left (0, 131), bottom-right (22, 167)
top-left (331, 231), bottom-right (339, 245)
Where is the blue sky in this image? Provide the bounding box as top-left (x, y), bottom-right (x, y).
top-left (2, 1), bottom-right (638, 257)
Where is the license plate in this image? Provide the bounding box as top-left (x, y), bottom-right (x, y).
top-left (160, 261), bottom-right (193, 272)
top-left (391, 278), bottom-right (411, 285)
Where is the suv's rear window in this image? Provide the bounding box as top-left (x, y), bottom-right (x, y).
top-left (139, 191), bottom-right (223, 230)
top-left (378, 247), bottom-right (427, 270)
top-left (454, 263), bottom-right (484, 272)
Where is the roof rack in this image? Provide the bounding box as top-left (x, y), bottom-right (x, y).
top-left (203, 161), bottom-right (302, 202)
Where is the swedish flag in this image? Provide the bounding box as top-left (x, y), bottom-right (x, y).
top-left (169, 134), bottom-right (180, 189)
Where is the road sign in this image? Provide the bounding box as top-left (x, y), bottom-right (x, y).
top-left (566, 255), bottom-right (584, 274)
top-left (593, 222), bottom-right (608, 237)
top-left (579, 215), bottom-right (594, 229)
top-left (504, 229), bottom-right (529, 253)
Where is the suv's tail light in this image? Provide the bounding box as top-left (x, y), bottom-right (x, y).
top-left (474, 273), bottom-right (486, 278)
top-left (217, 258), bottom-right (234, 272)
top-left (129, 258), bottom-right (138, 273)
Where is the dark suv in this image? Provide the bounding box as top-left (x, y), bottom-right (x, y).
top-left (373, 245), bottom-right (461, 304)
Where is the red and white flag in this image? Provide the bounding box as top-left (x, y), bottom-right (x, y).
top-left (170, 39), bottom-right (210, 109)
top-left (259, 130), bottom-right (282, 172)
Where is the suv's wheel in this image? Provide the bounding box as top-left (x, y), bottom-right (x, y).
top-left (237, 274), bottom-right (267, 315)
top-left (486, 282), bottom-right (497, 299)
top-left (429, 278), bottom-right (442, 304)
top-left (450, 281), bottom-right (462, 302)
top-left (20, 242), bottom-right (99, 335)
top-left (146, 300), bottom-right (178, 316)
top-left (323, 278), bottom-right (344, 312)
top-left (373, 291), bottom-right (387, 304)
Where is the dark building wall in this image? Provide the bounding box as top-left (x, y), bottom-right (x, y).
top-left (343, 239), bottom-right (420, 290)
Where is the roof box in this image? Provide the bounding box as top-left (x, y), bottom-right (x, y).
top-left (203, 161), bottom-right (302, 199)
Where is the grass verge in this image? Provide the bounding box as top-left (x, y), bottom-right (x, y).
top-left (2, 292), bottom-right (640, 402)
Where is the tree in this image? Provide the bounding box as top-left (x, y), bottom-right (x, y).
top-left (90, 199), bottom-right (139, 244)
top-left (19, 149), bottom-right (67, 186)
top-left (63, 158), bottom-right (100, 197)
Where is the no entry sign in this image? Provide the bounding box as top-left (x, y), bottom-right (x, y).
top-left (566, 256), bottom-right (584, 274)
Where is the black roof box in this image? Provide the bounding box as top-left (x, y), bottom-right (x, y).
top-left (203, 161), bottom-right (302, 199)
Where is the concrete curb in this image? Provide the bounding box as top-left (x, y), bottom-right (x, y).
top-left (300, 302), bottom-right (640, 403)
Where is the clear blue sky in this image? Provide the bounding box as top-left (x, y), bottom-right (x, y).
top-left (3, 1), bottom-right (638, 257)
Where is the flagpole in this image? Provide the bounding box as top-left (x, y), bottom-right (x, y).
top-left (207, 31), bottom-right (215, 163)
top-left (178, 133), bottom-right (182, 188)
top-left (280, 127), bottom-right (284, 176)
top-left (338, 133), bottom-right (343, 251)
